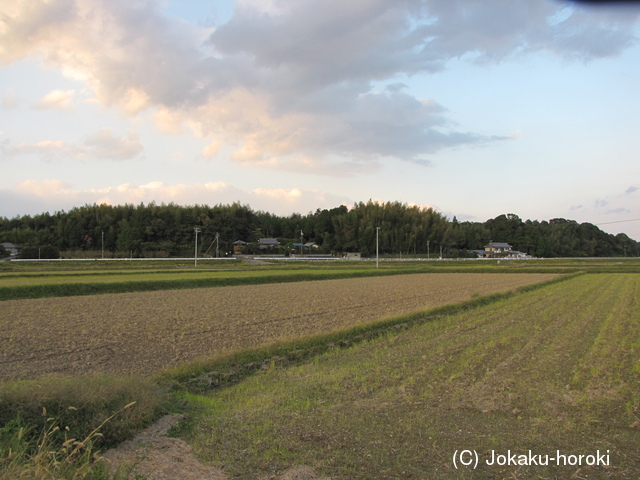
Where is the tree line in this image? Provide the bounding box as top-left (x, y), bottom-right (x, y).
top-left (0, 202), bottom-right (637, 258)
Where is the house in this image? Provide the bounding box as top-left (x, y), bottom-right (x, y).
top-left (258, 238), bottom-right (280, 250)
top-left (1, 242), bottom-right (21, 257)
top-left (292, 242), bottom-right (318, 253)
top-left (483, 242), bottom-right (531, 259)
top-left (506, 250), bottom-right (531, 259)
top-left (232, 240), bottom-right (247, 255)
top-left (484, 242), bottom-right (512, 257)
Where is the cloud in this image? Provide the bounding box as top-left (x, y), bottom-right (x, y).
top-left (606, 207), bottom-right (630, 215)
top-left (1, 89), bottom-right (21, 110)
top-left (0, 179), bottom-right (352, 218)
top-left (2, 128), bottom-right (143, 161)
top-left (251, 187), bottom-right (302, 201)
top-left (7, 140), bottom-right (86, 160)
top-left (34, 89), bottom-right (76, 110)
top-left (626, 185), bottom-right (638, 194)
top-left (15, 179), bottom-right (76, 197)
top-left (201, 140), bottom-right (222, 159)
top-left (83, 128), bottom-right (143, 160)
top-left (1, 0), bottom-right (638, 172)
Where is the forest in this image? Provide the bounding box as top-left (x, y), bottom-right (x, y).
top-left (0, 201), bottom-right (638, 259)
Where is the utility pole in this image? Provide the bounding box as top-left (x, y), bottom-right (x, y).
top-left (215, 232), bottom-right (219, 258)
top-left (427, 240), bottom-right (430, 260)
top-left (376, 226), bottom-right (381, 269)
top-left (300, 230), bottom-right (304, 255)
top-left (194, 227), bottom-right (201, 266)
top-left (101, 230), bottom-right (104, 259)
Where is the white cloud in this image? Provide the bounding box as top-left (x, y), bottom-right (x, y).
top-left (1, 89), bottom-right (21, 110)
top-left (201, 140), bottom-right (222, 158)
top-left (83, 128), bottom-right (143, 161)
top-left (251, 187), bottom-right (303, 201)
top-left (15, 179), bottom-right (76, 197)
top-left (33, 89), bottom-right (76, 110)
top-left (8, 140), bottom-right (86, 159)
top-left (0, 179), bottom-right (353, 218)
top-left (1, 128), bottom-right (143, 162)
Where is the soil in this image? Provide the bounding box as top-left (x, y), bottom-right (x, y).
top-left (0, 273), bottom-right (558, 380)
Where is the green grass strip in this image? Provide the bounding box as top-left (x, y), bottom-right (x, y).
top-left (0, 268), bottom-right (433, 301)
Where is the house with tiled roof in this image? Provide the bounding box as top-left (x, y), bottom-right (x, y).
top-left (1, 242), bottom-right (21, 257)
top-left (258, 238), bottom-right (280, 250)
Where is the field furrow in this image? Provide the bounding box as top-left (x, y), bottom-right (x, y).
top-left (0, 273), bottom-right (556, 379)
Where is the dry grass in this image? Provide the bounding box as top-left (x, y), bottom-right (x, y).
top-left (0, 273), bottom-right (557, 380)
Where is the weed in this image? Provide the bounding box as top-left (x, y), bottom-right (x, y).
top-left (0, 402), bottom-right (138, 480)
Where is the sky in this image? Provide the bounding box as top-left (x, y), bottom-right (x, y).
top-left (1, 0), bottom-right (640, 240)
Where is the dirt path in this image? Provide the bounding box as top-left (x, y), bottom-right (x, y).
top-left (101, 414), bottom-right (329, 480)
top-left (101, 414), bottom-right (228, 480)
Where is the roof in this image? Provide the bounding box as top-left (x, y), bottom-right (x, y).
top-left (232, 240), bottom-right (247, 245)
top-left (258, 238), bottom-right (280, 245)
top-left (1, 242), bottom-right (20, 248)
top-left (486, 242), bottom-right (512, 248)
top-left (293, 242), bottom-right (317, 247)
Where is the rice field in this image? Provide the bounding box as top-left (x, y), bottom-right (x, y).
top-left (186, 273), bottom-right (640, 480)
top-left (0, 273), bottom-right (557, 380)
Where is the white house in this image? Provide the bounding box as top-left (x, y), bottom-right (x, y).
top-left (1, 242), bottom-right (21, 257)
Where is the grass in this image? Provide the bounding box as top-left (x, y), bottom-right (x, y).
top-left (0, 377), bottom-right (170, 479)
top-left (1, 260), bottom-right (639, 479)
top-left (179, 274), bottom-right (640, 479)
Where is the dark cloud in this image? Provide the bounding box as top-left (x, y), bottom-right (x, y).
top-left (2, 0), bottom-right (638, 171)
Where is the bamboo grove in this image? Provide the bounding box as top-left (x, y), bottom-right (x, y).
top-left (1, 201), bottom-right (637, 258)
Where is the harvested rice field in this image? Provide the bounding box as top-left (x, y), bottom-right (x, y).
top-left (0, 273), bottom-right (558, 379)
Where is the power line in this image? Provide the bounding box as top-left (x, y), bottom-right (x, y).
top-left (595, 218), bottom-right (640, 226)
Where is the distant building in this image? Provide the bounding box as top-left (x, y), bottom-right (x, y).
top-left (292, 242), bottom-right (318, 252)
top-left (484, 242), bottom-right (512, 256)
top-left (483, 242), bottom-right (531, 259)
top-left (258, 238), bottom-right (280, 250)
top-left (232, 240), bottom-right (247, 255)
top-left (1, 242), bottom-right (21, 257)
